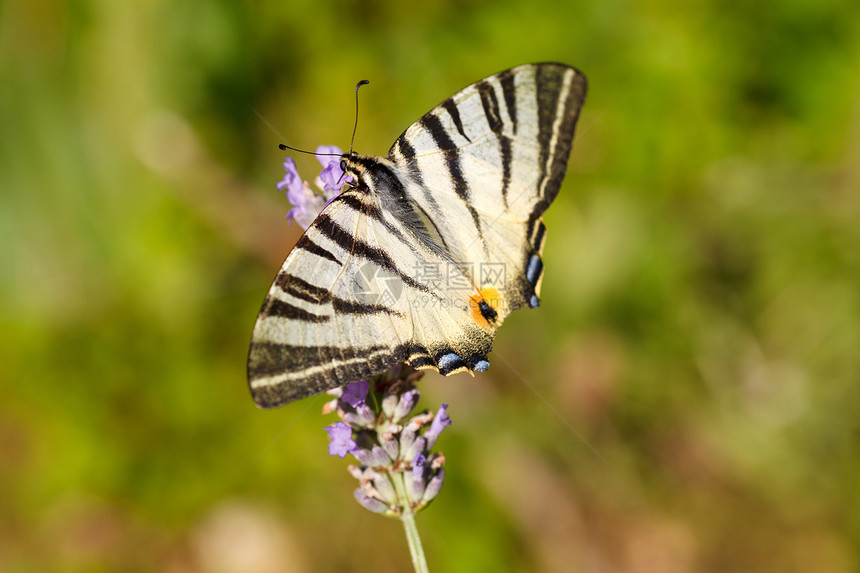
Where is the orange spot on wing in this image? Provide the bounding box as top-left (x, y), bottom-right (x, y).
top-left (470, 287), bottom-right (502, 329)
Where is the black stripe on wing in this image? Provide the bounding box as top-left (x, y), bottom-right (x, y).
top-left (335, 185), bottom-right (408, 241)
top-left (389, 135), bottom-right (417, 162)
top-left (536, 66), bottom-right (587, 206)
top-left (294, 234), bottom-right (342, 266)
top-left (535, 68), bottom-right (564, 204)
top-left (418, 113), bottom-right (485, 246)
top-left (331, 297), bottom-right (403, 317)
top-left (499, 136), bottom-right (512, 209)
top-left (385, 139), bottom-right (455, 254)
top-left (400, 341), bottom-right (434, 368)
top-left (477, 81), bottom-right (503, 133)
top-left (533, 220), bottom-right (547, 251)
top-left (248, 341), bottom-right (391, 407)
top-left (335, 189), bottom-right (428, 255)
top-left (274, 272), bottom-right (404, 318)
top-left (315, 212), bottom-right (431, 294)
top-left (266, 298), bottom-right (330, 323)
top-left (477, 80), bottom-right (513, 208)
top-left (526, 217), bottom-right (547, 253)
top-left (276, 273), bottom-right (329, 304)
top-left (497, 68), bottom-right (518, 134)
top-left (335, 191), bottom-right (382, 219)
top-left (442, 99), bottom-right (471, 143)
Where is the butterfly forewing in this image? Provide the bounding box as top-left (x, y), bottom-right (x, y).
top-left (388, 63), bottom-right (586, 312)
top-left (248, 62), bottom-right (587, 408)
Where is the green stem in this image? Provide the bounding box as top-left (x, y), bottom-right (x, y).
top-left (390, 471), bottom-right (429, 573)
top-left (401, 511), bottom-right (429, 573)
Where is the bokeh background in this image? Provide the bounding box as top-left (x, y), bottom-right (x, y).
top-left (2, 0), bottom-right (860, 571)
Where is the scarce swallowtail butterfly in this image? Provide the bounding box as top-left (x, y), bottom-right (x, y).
top-left (249, 62), bottom-right (587, 408)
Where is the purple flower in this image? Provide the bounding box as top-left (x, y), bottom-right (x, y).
top-left (319, 164), bottom-right (344, 196)
top-left (370, 472), bottom-right (398, 505)
top-left (284, 188), bottom-right (324, 230)
top-left (341, 381), bottom-right (368, 407)
top-left (410, 454), bottom-right (427, 500)
top-left (393, 389), bottom-right (419, 420)
top-left (324, 422), bottom-right (356, 459)
top-left (422, 469), bottom-right (445, 503)
top-left (354, 444), bottom-right (393, 468)
top-left (399, 422), bottom-right (418, 458)
top-left (381, 433), bottom-right (400, 461)
top-left (412, 453), bottom-right (427, 479)
top-left (277, 158), bottom-right (324, 228)
top-left (322, 365), bottom-right (450, 516)
top-left (343, 402), bottom-right (376, 428)
top-left (315, 145), bottom-right (343, 164)
top-left (276, 157), bottom-right (302, 197)
top-left (354, 489), bottom-right (388, 514)
top-left (276, 149), bottom-right (348, 229)
top-left (405, 435), bottom-right (426, 462)
top-left (424, 403), bottom-right (451, 449)
top-left (316, 145), bottom-right (353, 197)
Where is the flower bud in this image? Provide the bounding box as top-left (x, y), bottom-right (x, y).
top-left (354, 489), bottom-right (388, 514)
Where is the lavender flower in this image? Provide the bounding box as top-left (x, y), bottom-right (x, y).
top-left (275, 157), bottom-right (302, 197)
top-left (354, 489), bottom-right (389, 514)
top-left (276, 158), bottom-right (324, 229)
top-left (324, 421), bottom-right (356, 459)
top-left (316, 145), bottom-right (352, 198)
top-left (276, 145), bottom-right (353, 229)
top-left (341, 380), bottom-right (369, 407)
top-left (424, 404), bottom-right (451, 449)
top-left (322, 364), bottom-right (450, 516)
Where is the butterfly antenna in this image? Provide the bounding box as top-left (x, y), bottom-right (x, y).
top-left (277, 143), bottom-right (340, 156)
top-left (277, 80), bottom-right (368, 156)
top-left (350, 80), bottom-right (370, 154)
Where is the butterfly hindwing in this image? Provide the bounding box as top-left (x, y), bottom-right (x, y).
top-left (248, 63), bottom-right (587, 408)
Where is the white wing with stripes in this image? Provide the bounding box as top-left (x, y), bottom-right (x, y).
top-left (248, 63), bottom-right (587, 408)
top-left (248, 189), bottom-right (495, 407)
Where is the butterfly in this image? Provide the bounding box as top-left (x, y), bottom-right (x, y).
top-left (249, 62), bottom-right (587, 408)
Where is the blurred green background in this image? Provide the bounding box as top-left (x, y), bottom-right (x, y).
top-left (2, 0), bottom-right (860, 571)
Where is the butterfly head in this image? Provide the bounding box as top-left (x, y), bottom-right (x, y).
top-left (338, 153), bottom-right (406, 205)
top-left (338, 151), bottom-right (363, 180)
top-left (337, 152), bottom-right (379, 189)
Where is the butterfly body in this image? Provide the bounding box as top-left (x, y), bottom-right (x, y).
top-left (249, 63), bottom-right (587, 408)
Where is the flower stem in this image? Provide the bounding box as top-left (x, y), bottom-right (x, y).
top-left (390, 471), bottom-right (429, 573)
top-left (401, 510), bottom-right (429, 573)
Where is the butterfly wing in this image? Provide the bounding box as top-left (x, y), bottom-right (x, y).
top-left (388, 62), bottom-right (587, 315)
top-left (248, 188), bottom-right (495, 408)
